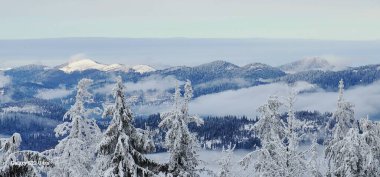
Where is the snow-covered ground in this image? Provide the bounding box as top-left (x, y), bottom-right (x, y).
top-left (148, 149), bottom-right (251, 176)
top-left (147, 144), bottom-right (327, 177)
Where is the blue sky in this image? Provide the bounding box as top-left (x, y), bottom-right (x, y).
top-left (1, 0), bottom-right (379, 40)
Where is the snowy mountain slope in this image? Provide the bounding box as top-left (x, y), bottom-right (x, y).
top-left (58, 59), bottom-right (155, 73)
top-left (132, 65), bottom-right (156, 73)
top-left (158, 60), bottom-right (285, 84)
top-left (4, 60), bottom-right (380, 109)
top-left (59, 59), bottom-right (106, 73)
top-left (279, 57), bottom-right (336, 73)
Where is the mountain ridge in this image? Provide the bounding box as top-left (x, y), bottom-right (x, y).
top-left (279, 57), bottom-right (337, 73)
top-left (57, 59), bottom-right (155, 74)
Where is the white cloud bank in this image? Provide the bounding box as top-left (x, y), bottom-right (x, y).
top-left (189, 81), bottom-right (380, 119)
top-left (125, 75), bottom-right (180, 92)
top-left (36, 86), bottom-right (73, 100)
top-left (94, 75), bottom-right (181, 95)
top-left (0, 72), bottom-right (12, 103)
top-left (0, 72), bottom-right (10, 88)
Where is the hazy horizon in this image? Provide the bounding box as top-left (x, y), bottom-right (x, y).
top-left (1, 37), bottom-right (380, 69)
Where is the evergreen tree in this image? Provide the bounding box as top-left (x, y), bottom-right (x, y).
top-left (283, 92), bottom-right (308, 177)
top-left (241, 94), bottom-right (308, 177)
top-left (332, 79), bottom-right (355, 140)
top-left (358, 116), bottom-right (380, 176)
top-left (325, 79), bottom-right (368, 177)
top-left (240, 96), bottom-right (286, 177)
top-left (95, 76), bottom-right (166, 177)
top-left (309, 134), bottom-right (322, 177)
top-left (46, 79), bottom-right (101, 177)
top-left (326, 126), bottom-right (372, 177)
top-left (0, 133), bottom-right (52, 177)
top-left (159, 80), bottom-right (204, 177)
top-left (217, 143), bottom-right (235, 177)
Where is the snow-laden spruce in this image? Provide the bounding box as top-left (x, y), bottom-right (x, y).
top-left (358, 116), bottom-right (380, 176)
top-left (282, 92), bottom-right (309, 177)
top-left (44, 78), bottom-right (101, 177)
top-left (217, 143), bottom-right (235, 177)
top-left (309, 134), bottom-right (323, 177)
top-left (0, 133), bottom-right (52, 177)
top-left (240, 93), bottom-right (310, 177)
top-left (94, 77), bottom-right (166, 177)
top-left (239, 96), bottom-right (285, 176)
top-left (325, 79), bottom-right (380, 177)
top-left (159, 80), bottom-right (204, 177)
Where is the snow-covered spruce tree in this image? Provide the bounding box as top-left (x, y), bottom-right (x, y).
top-left (325, 79), bottom-right (357, 176)
top-left (282, 92), bottom-right (308, 177)
top-left (240, 96), bottom-right (286, 177)
top-left (159, 80), bottom-right (204, 177)
top-left (217, 143), bottom-right (236, 177)
top-left (46, 78), bottom-right (101, 177)
top-left (95, 77), bottom-right (166, 177)
top-left (309, 134), bottom-right (322, 177)
top-left (358, 116), bottom-right (380, 176)
top-left (331, 79), bottom-right (355, 140)
top-left (326, 126), bottom-right (372, 177)
top-left (0, 133), bottom-right (53, 177)
top-left (240, 94), bottom-right (308, 177)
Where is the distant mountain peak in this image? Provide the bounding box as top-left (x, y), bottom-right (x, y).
top-left (198, 60), bottom-right (239, 71)
top-left (58, 58), bottom-right (155, 74)
top-left (13, 64), bottom-right (49, 71)
top-left (243, 63), bottom-right (272, 70)
top-left (132, 65), bottom-right (156, 74)
top-left (279, 57), bottom-right (335, 73)
top-left (60, 59), bottom-right (106, 73)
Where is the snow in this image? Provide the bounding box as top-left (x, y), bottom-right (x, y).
top-left (59, 59), bottom-right (155, 73)
top-left (243, 63), bottom-right (270, 70)
top-left (147, 149), bottom-right (251, 177)
top-left (2, 105), bottom-right (46, 114)
top-left (279, 57), bottom-right (335, 73)
top-left (60, 59), bottom-right (106, 73)
top-left (147, 146), bottom-right (327, 177)
top-left (132, 65), bottom-right (156, 73)
top-left (102, 63), bottom-right (131, 72)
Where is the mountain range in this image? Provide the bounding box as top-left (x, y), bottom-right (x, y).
top-left (1, 57), bottom-right (379, 103)
top-left (0, 57), bottom-right (379, 118)
top-left (1, 57), bottom-right (380, 151)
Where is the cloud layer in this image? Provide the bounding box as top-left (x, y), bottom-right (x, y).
top-left (0, 72), bottom-right (10, 88)
top-left (189, 81), bottom-right (380, 119)
top-left (35, 86), bottom-right (73, 100)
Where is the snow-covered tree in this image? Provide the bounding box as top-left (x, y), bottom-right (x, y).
top-left (46, 78), bottom-right (101, 177)
top-left (240, 96), bottom-right (286, 177)
top-left (0, 133), bottom-right (52, 177)
top-left (326, 126), bottom-right (372, 177)
top-left (240, 93), bottom-right (308, 177)
top-left (282, 92), bottom-right (308, 177)
top-left (217, 143), bottom-right (235, 177)
top-left (95, 76), bottom-right (166, 177)
top-left (159, 80), bottom-right (204, 177)
top-left (325, 79), bottom-right (358, 176)
top-left (0, 133), bottom-right (21, 165)
top-left (332, 79), bottom-right (355, 140)
top-left (309, 134), bottom-right (322, 177)
top-left (357, 116), bottom-right (380, 176)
